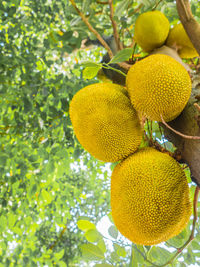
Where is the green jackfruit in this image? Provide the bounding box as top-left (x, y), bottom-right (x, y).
top-left (134, 11), bottom-right (170, 52)
top-left (69, 83), bottom-right (143, 162)
top-left (166, 23), bottom-right (199, 58)
top-left (111, 147), bottom-right (192, 245)
top-left (126, 54), bottom-right (192, 122)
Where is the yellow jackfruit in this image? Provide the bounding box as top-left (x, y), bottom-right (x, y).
top-left (69, 83), bottom-right (143, 162)
top-left (126, 54), bottom-right (192, 122)
top-left (166, 23), bottom-right (199, 58)
top-left (134, 11), bottom-right (170, 52)
top-left (111, 147), bottom-right (192, 245)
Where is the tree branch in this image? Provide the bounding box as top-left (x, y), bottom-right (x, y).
top-left (69, 0), bottom-right (113, 59)
top-left (49, 226), bottom-right (67, 250)
top-left (161, 114), bottom-right (200, 140)
top-left (108, 0), bottom-right (123, 50)
top-left (176, 0), bottom-right (200, 56)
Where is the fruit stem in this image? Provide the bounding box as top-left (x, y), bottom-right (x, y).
top-left (103, 63), bottom-right (127, 77)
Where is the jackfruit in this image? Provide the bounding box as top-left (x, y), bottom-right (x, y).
top-left (69, 83), bottom-right (143, 162)
top-left (126, 54), bottom-right (192, 122)
top-left (134, 11), bottom-right (170, 52)
top-left (166, 23), bottom-right (199, 58)
top-left (111, 147), bottom-right (192, 246)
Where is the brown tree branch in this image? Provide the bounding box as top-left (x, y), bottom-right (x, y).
top-left (49, 226), bottom-right (67, 250)
top-left (152, 0), bottom-right (165, 11)
top-left (108, 0), bottom-right (123, 50)
top-left (176, 0), bottom-right (200, 56)
top-left (194, 103), bottom-right (200, 113)
top-left (128, 3), bottom-right (143, 17)
top-left (69, 0), bottom-right (113, 59)
top-left (161, 114), bottom-right (200, 140)
top-left (97, 0), bottom-right (108, 4)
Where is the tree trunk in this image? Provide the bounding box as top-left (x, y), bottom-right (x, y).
top-left (161, 74), bottom-right (200, 186)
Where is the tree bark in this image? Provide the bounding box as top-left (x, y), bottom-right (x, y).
top-left (176, 0), bottom-right (200, 56)
top-left (161, 75), bottom-right (200, 186)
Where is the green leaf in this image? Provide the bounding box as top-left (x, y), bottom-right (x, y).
top-left (58, 261), bottom-right (67, 267)
top-left (131, 246), bottom-right (145, 266)
top-left (94, 264), bottom-right (113, 267)
top-left (80, 243), bottom-right (104, 260)
top-left (111, 251), bottom-right (120, 261)
top-left (191, 240), bottom-right (200, 250)
top-left (0, 216), bottom-right (7, 231)
top-left (108, 225), bottom-right (118, 239)
top-left (54, 249), bottom-right (65, 260)
top-left (8, 213), bottom-right (16, 228)
top-left (115, 0), bottom-right (132, 17)
top-left (41, 189), bottom-right (52, 205)
top-left (81, 61), bottom-right (102, 68)
top-left (28, 184), bottom-right (37, 199)
top-left (82, 66), bottom-right (101, 80)
top-left (167, 227), bottom-right (188, 248)
top-left (148, 246), bottom-right (171, 265)
top-left (109, 48), bottom-right (133, 64)
top-left (97, 239), bottom-right (106, 253)
top-left (77, 220), bottom-right (96, 231)
top-left (84, 229), bottom-right (102, 242)
top-left (113, 243), bottom-right (126, 257)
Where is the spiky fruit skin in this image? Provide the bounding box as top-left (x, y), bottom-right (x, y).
top-left (111, 147), bottom-right (192, 246)
top-left (166, 23), bottom-right (199, 58)
top-left (134, 11), bottom-right (170, 52)
top-left (69, 83), bottom-right (143, 162)
top-left (126, 54), bottom-right (192, 122)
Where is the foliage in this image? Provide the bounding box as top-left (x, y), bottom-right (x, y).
top-left (0, 0), bottom-right (200, 266)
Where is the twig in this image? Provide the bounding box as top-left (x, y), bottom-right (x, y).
top-left (132, 245), bottom-right (160, 267)
top-left (194, 103), bottom-right (200, 113)
top-left (97, 0), bottom-right (108, 4)
top-left (49, 226), bottom-right (67, 250)
top-left (152, 0), bottom-right (164, 11)
top-left (69, 0), bottom-right (113, 59)
top-left (124, 28), bottom-right (135, 48)
top-left (160, 114), bottom-right (200, 140)
top-left (108, 0), bottom-right (123, 50)
top-left (128, 3), bottom-right (143, 17)
top-left (69, 0), bottom-right (132, 72)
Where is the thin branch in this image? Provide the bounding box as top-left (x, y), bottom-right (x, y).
top-left (96, 0), bottom-right (108, 4)
top-left (108, 0), bottom-right (123, 50)
top-left (69, 0), bottom-right (132, 71)
top-left (124, 28), bottom-right (135, 48)
top-left (132, 245), bottom-right (160, 267)
top-left (69, 0), bottom-right (113, 58)
top-left (194, 103), bottom-right (200, 113)
top-left (161, 114), bottom-right (200, 140)
top-left (49, 226), bottom-right (67, 250)
top-left (152, 0), bottom-right (165, 11)
top-left (128, 3), bottom-right (143, 17)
